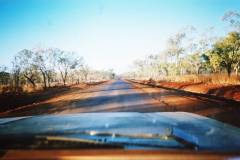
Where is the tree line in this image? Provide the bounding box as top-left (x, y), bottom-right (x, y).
top-left (0, 48), bottom-right (115, 93)
top-left (125, 11), bottom-right (240, 80)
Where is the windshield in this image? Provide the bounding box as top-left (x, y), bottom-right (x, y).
top-left (0, 0), bottom-right (240, 152)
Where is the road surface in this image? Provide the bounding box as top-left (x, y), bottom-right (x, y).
top-left (1, 79), bottom-right (240, 127)
top-left (57, 79), bottom-right (167, 113)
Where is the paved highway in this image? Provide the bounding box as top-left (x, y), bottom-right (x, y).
top-left (58, 79), bottom-right (166, 113)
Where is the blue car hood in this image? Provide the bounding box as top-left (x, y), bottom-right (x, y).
top-left (0, 112), bottom-right (240, 151)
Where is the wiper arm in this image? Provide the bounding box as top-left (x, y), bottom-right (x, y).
top-left (87, 130), bottom-right (171, 140)
top-left (84, 130), bottom-right (198, 150)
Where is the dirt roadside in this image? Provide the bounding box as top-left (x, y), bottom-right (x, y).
top-left (127, 79), bottom-right (240, 127)
top-left (0, 81), bottom-right (109, 117)
top-left (132, 79), bottom-right (240, 101)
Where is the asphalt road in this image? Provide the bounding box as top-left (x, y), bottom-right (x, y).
top-left (57, 79), bottom-right (166, 114)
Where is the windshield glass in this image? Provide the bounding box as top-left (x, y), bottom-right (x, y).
top-left (0, 0), bottom-right (240, 152)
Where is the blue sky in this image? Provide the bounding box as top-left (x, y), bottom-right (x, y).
top-left (0, 0), bottom-right (239, 73)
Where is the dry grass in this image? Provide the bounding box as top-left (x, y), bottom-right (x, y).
top-left (0, 85), bottom-right (8, 93)
top-left (134, 73), bottom-right (240, 101)
top-left (0, 81), bottom-right (107, 113)
top-left (0, 84), bottom-right (44, 94)
top-left (22, 84), bottom-right (43, 92)
top-left (161, 73), bottom-right (240, 85)
top-left (133, 73), bottom-right (240, 101)
top-left (0, 80), bottom-right (108, 94)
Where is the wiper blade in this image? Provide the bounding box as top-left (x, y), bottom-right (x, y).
top-left (0, 135), bottom-right (123, 149)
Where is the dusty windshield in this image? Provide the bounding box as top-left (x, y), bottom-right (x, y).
top-left (0, 0), bottom-right (240, 151)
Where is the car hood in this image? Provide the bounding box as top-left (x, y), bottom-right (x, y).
top-left (0, 112), bottom-right (240, 151)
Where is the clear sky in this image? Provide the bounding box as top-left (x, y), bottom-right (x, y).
top-left (0, 0), bottom-right (239, 73)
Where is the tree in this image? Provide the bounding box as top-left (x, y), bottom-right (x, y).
top-left (23, 65), bottom-right (39, 88)
top-left (17, 49), bottom-right (40, 88)
top-left (222, 11), bottom-right (240, 32)
top-left (133, 59), bottom-right (146, 79)
top-left (0, 66), bottom-right (10, 85)
top-left (166, 32), bottom-right (186, 75)
top-left (210, 32), bottom-right (240, 77)
top-left (79, 65), bottom-right (90, 82)
top-left (188, 53), bottom-right (203, 74)
top-left (11, 56), bottom-right (21, 92)
top-left (34, 48), bottom-right (55, 89)
top-left (53, 49), bottom-right (83, 85)
top-left (107, 69), bottom-right (115, 79)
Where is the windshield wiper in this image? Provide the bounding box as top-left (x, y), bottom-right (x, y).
top-left (82, 130), bottom-right (198, 150)
top-left (0, 131), bottom-right (198, 150)
top-left (0, 135), bottom-right (123, 149)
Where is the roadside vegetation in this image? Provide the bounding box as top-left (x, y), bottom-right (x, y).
top-left (124, 11), bottom-right (240, 100)
top-left (0, 48), bottom-right (115, 94)
top-left (0, 48), bottom-right (115, 112)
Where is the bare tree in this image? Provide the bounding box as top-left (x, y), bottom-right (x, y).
top-left (79, 65), bottom-right (90, 82)
top-left (222, 11), bottom-right (240, 32)
top-left (17, 49), bottom-right (40, 88)
top-left (53, 49), bottom-right (83, 85)
top-left (166, 32), bottom-right (186, 75)
top-left (11, 56), bottom-right (21, 92)
top-left (34, 48), bottom-right (55, 89)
